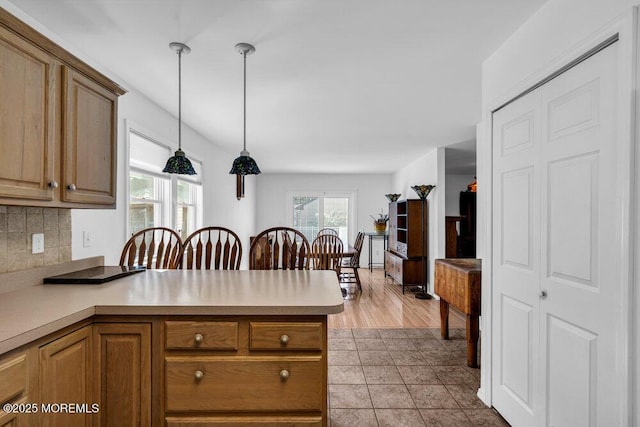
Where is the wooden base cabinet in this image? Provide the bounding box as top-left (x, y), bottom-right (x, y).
top-left (384, 250), bottom-right (424, 292)
top-left (0, 315), bottom-right (329, 426)
top-left (162, 316), bottom-right (328, 426)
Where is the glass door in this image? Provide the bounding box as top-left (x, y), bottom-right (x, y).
top-left (290, 193), bottom-right (354, 244)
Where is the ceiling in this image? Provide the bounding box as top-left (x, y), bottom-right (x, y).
top-left (6, 0), bottom-right (546, 174)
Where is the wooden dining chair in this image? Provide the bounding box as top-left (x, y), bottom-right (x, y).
top-left (317, 227), bottom-right (339, 237)
top-left (119, 227), bottom-right (183, 269)
top-left (311, 234), bottom-right (344, 277)
top-left (340, 231), bottom-right (365, 291)
top-left (181, 227), bottom-right (242, 270)
top-left (249, 227), bottom-right (311, 270)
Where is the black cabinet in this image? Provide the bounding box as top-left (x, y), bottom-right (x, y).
top-left (458, 191), bottom-right (476, 257)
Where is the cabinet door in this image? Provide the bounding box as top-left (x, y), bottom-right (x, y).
top-left (92, 323), bottom-right (151, 427)
top-left (0, 26), bottom-right (56, 201)
top-left (406, 200), bottom-right (427, 259)
top-left (62, 68), bottom-right (117, 206)
top-left (39, 326), bottom-right (92, 427)
top-left (388, 202), bottom-right (397, 251)
top-left (384, 251), bottom-right (394, 276)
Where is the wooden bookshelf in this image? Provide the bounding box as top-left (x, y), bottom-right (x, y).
top-left (384, 199), bottom-right (428, 293)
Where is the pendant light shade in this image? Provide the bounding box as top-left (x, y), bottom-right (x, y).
top-left (230, 149), bottom-right (261, 175)
top-left (163, 42), bottom-right (196, 175)
top-left (230, 42), bottom-right (260, 199)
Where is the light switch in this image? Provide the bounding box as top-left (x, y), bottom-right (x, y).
top-left (83, 231), bottom-right (92, 248)
top-left (32, 233), bottom-right (44, 254)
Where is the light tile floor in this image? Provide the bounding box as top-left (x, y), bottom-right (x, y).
top-left (328, 328), bottom-right (509, 426)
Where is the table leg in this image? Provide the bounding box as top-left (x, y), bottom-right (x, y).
top-left (368, 235), bottom-right (373, 272)
top-left (466, 314), bottom-right (479, 368)
top-left (439, 299), bottom-right (449, 340)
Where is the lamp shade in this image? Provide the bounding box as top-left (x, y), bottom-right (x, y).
top-left (411, 185), bottom-right (435, 200)
top-left (229, 150), bottom-right (261, 175)
top-left (163, 149), bottom-right (196, 175)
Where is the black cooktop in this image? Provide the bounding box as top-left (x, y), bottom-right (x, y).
top-left (43, 266), bottom-right (146, 284)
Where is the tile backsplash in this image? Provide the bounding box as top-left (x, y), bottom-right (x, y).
top-left (0, 206), bottom-right (72, 273)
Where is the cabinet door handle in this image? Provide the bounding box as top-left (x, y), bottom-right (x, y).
top-left (48, 180), bottom-right (59, 189)
top-left (280, 334), bottom-right (290, 345)
top-left (194, 333), bottom-right (203, 344)
top-left (67, 183), bottom-right (77, 191)
top-left (540, 290), bottom-right (548, 299)
top-left (279, 369), bottom-right (290, 380)
top-left (194, 370), bottom-right (204, 380)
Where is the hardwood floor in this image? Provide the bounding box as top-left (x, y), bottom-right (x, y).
top-left (329, 268), bottom-right (466, 329)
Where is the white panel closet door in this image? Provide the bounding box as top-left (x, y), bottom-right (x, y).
top-left (539, 42), bottom-right (619, 427)
top-left (492, 86), bottom-right (542, 427)
top-left (492, 41), bottom-right (622, 426)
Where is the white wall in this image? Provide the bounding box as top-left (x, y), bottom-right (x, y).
top-left (256, 173), bottom-right (393, 265)
top-left (391, 148), bottom-right (444, 294)
top-left (480, 0), bottom-right (639, 414)
top-left (483, 0), bottom-right (637, 105)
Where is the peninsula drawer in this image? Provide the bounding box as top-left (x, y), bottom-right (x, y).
top-left (165, 415), bottom-right (322, 426)
top-left (0, 353), bottom-right (27, 404)
top-left (249, 322), bottom-right (323, 351)
top-left (165, 321), bottom-right (239, 350)
top-left (165, 356), bottom-right (323, 412)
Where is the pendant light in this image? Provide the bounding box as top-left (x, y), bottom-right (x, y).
top-left (229, 42), bottom-right (261, 200)
top-left (163, 42), bottom-right (196, 175)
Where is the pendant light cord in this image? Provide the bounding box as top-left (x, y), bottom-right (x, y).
top-left (178, 48), bottom-right (183, 151)
top-left (243, 50), bottom-right (247, 152)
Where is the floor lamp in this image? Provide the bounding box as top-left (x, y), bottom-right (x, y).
top-left (411, 185), bottom-right (435, 300)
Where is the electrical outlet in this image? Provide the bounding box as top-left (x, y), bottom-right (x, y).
top-left (32, 233), bottom-right (44, 254)
top-left (83, 231), bottom-right (92, 248)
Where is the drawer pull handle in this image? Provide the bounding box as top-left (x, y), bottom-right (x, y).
top-left (280, 334), bottom-right (290, 345)
top-left (67, 183), bottom-right (77, 191)
top-left (194, 333), bottom-right (203, 344)
top-left (279, 369), bottom-right (290, 380)
top-left (194, 370), bottom-right (204, 380)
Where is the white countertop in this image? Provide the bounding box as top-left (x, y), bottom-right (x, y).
top-left (0, 269), bottom-right (344, 355)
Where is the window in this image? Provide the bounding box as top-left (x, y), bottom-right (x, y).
top-left (129, 170), bottom-right (168, 232)
top-left (176, 179), bottom-right (203, 241)
top-left (288, 192), bottom-right (355, 244)
top-left (127, 127), bottom-right (203, 237)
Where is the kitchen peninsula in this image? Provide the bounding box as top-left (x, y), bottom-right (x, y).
top-left (0, 258), bottom-right (343, 426)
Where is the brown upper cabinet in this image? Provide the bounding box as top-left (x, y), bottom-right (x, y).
top-left (0, 8), bottom-right (126, 208)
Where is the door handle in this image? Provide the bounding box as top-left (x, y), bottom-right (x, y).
top-left (540, 290), bottom-right (548, 299)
